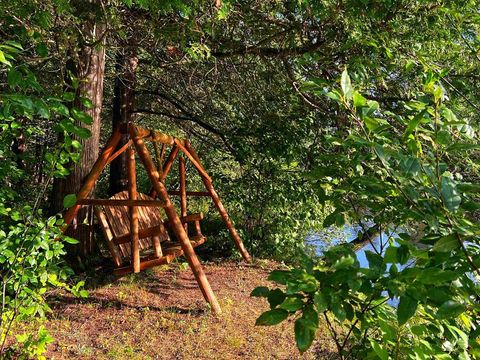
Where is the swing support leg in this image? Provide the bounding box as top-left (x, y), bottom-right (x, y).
top-left (127, 148), bottom-right (140, 273)
top-left (179, 156), bottom-right (188, 231)
top-left (63, 128), bottom-right (122, 230)
top-left (129, 125), bottom-right (222, 315)
top-left (183, 140), bottom-right (252, 263)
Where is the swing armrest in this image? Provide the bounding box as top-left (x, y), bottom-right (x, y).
top-left (163, 213), bottom-right (204, 237)
top-left (179, 212), bottom-right (204, 224)
top-left (162, 212), bottom-right (204, 227)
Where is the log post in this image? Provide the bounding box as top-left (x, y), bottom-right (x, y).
top-left (160, 145), bottom-right (179, 181)
top-left (149, 145), bottom-right (179, 197)
top-left (179, 156), bottom-right (188, 231)
top-left (174, 139), bottom-right (211, 181)
top-left (127, 148), bottom-right (140, 273)
top-left (184, 140), bottom-right (251, 263)
top-left (129, 125), bottom-right (221, 314)
top-left (63, 128), bottom-right (122, 230)
top-left (152, 235), bottom-right (163, 258)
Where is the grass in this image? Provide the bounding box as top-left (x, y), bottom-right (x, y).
top-left (13, 260), bottom-right (336, 359)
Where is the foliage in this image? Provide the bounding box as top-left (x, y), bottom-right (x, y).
top-left (2, 0), bottom-right (480, 357)
top-left (0, 40), bottom-right (88, 358)
top-left (253, 70), bottom-right (480, 359)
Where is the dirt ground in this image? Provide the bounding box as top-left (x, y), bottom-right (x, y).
top-left (17, 261), bottom-right (336, 359)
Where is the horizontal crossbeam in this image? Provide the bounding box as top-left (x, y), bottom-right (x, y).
top-left (77, 199), bottom-right (167, 207)
top-left (167, 190), bottom-right (210, 197)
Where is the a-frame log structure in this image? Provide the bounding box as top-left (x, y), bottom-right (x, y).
top-left (62, 124), bottom-right (251, 314)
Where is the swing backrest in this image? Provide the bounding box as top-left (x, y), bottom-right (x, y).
top-left (96, 190), bottom-right (168, 259)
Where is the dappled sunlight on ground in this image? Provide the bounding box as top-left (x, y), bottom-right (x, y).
top-left (18, 261), bottom-right (336, 359)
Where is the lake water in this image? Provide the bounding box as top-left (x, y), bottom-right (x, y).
top-left (307, 224), bottom-right (399, 306)
top-left (307, 223), bottom-right (396, 267)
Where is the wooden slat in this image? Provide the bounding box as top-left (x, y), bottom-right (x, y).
top-left (94, 207), bottom-right (123, 267)
top-left (113, 224), bottom-right (165, 245)
top-left (77, 198), bottom-right (167, 207)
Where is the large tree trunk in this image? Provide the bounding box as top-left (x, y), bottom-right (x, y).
top-left (51, 17), bottom-right (106, 259)
top-left (109, 45), bottom-right (138, 195)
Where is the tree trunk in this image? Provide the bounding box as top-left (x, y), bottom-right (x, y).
top-left (109, 46), bottom-right (138, 196)
top-left (51, 17), bottom-right (106, 259)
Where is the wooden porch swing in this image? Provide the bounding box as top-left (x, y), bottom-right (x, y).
top-left (62, 123), bottom-right (251, 314)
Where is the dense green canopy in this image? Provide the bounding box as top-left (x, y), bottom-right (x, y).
top-left (1, 0), bottom-right (480, 358)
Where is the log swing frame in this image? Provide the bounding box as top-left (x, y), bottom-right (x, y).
top-left (62, 123), bottom-right (251, 314)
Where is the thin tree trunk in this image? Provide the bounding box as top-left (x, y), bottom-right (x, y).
top-left (51, 17), bottom-right (106, 259)
top-left (109, 45), bottom-right (137, 195)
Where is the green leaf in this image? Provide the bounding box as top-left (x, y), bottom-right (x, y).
top-left (267, 288), bottom-right (286, 308)
top-left (268, 270), bottom-right (291, 285)
top-left (441, 176), bottom-right (461, 212)
top-left (71, 126), bottom-right (91, 139)
top-left (63, 194), bottom-right (77, 208)
top-left (397, 295), bottom-right (418, 325)
top-left (280, 297), bottom-right (304, 312)
top-left (36, 42), bottom-right (48, 57)
top-left (457, 183), bottom-right (480, 193)
top-left (62, 92), bottom-right (75, 102)
top-left (326, 91), bottom-right (341, 102)
top-left (332, 255), bottom-right (355, 270)
top-left (364, 117), bottom-right (381, 132)
top-left (400, 156), bottom-right (420, 177)
top-left (51, 102), bottom-right (70, 117)
top-left (7, 68), bottom-right (21, 87)
top-left (255, 309), bottom-right (289, 326)
top-left (0, 49), bottom-right (11, 65)
top-left (314, 292), bottom-right (328, 312)
top-left (71, 108), bottom-right (93, 124)
top-left (446, 143), bottom-right (480, 152)
top-left (331, 302), bottom-right (346, 322)
top-left (370, 340), bottom-right (389, 360)
top-left (437, 130), bottom-right (451, 145)
top-left (353, 91), bottom-right (367, 108)
top-left (365, 251), bottom-right (386, 274)
top-left (403, 110), bottom-right (427, 138)
top-left (341, 68), bottom-right (353, 100)
top-left (437, 300), bottom-right (465, 319)
top-left (417, 269), bottom-right (458, 284)
top-left (433, 234), bottom-right (459, 252)
top-left (294, 317), bottom-right (316, 353)
top-left (63, 237), bottom-right (79, 244)
top-left (250, 286), bottom-right (269, 297)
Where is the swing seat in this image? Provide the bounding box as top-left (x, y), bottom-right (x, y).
top-left (95, 190), bottom-right (206, 275)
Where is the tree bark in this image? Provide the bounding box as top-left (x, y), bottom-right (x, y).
top-left (109, 45), bottom-right (138, 195)
top-left (51, 15), bottom-right (106, 258)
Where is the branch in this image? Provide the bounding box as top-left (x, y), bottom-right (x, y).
top-left (212, 39), bottom-right (326, 59)
top-left (132, 107), bottom-right (240, 159)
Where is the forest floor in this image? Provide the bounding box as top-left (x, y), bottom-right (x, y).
top-left (14, 260), bottom-right (336, 359)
